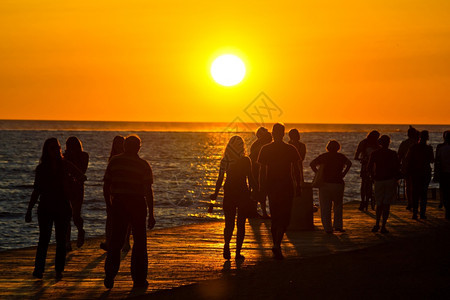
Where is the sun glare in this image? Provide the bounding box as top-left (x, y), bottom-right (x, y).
top-left (210, 54), bottom-right (246, 86)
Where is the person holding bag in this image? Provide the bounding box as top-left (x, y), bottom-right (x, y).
top-left (310, 140), bottom-right (352, 233)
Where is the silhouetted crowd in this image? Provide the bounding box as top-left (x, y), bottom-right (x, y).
top-left (25, 124), bottom-right (450, 289)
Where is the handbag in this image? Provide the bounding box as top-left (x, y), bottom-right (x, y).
top-left (312, 165), bottom-right (324, 188)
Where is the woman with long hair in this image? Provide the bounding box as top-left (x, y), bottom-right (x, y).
top-left (210, 136), bottom-right (255, 260)
top-left (100, 135), bottom-right (132, 252)
top-left (25, 138), bottom-right (86, 280)
top-left (64, 136), bottom-right (89, 250)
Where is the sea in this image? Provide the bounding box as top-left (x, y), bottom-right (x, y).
top-left (0, 120), bottom-right (448, 251)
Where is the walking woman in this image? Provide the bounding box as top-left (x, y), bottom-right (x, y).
top-left (25, 138), bottom-right (86, 280)
top-left (210, 136), bottom-right (255, 260)
top-left (64, 137), bottom-right (89, 250)
top-left (310, 140), bottom-right (352, 233)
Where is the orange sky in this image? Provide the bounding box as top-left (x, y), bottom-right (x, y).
top-left (1, 1), bottom-right (449, 124)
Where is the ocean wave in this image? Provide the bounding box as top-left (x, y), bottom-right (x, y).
top-left (0, 211), bottom-right (24, 218)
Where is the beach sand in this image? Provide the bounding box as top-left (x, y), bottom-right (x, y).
top-left (0, 200), bottom-right (449, 299)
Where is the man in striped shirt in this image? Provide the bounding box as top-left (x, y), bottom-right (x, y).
top-left (103, 135), bottom-right (155, 289)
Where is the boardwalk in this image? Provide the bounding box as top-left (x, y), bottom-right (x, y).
top-left (0, 200), bottom-right (448, 299)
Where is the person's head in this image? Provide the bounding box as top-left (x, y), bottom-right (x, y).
top-left (224, 135), bottom-right (245, 162)
top-left (443, 130), bottom-right (449, 142)
top-left (378, 135), bottom-right (391, 148)
top-left (65, 136), bottom-right (83, 154)
top-left (445, 131), bottom-right (450, 144)
top-left (124, 135), bottom-right (141, 154)
top-left (408, 125), bottom-right (419, 140)
top-left (109, 135), bottom-right (125, 160)
top-left (112, 136), bottom-right (125, 154)
top-left (262, 131), bottom-right (273, 144)
top-left (272, 123), bottom-right (285, 141)
top-left (41, 138), bottom-right (62, 165)
top-left (419, 130), bottom-right (429, 144)
top-left (326, 140), bottom-right (341, 153)
top-left (256, 127), bottom-right (268, 139)
top-left (367, 130), bottom-right (380, 144)
top-left (288, 129), bottom-right (300, 142)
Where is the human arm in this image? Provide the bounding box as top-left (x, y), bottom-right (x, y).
top-left (310, 156), bottom-right (320, 174)
top-left (210, 164), bottom-right (225, 200)
top-left (354, 142), bottom-right (362, 160)
top-left (342, 156), bottom-right (352, 178)
top-left (81, 152), bottom-right (89, 174)
top-left (290, 145), bottom-right (302, 193)
top-left (25, 189), bottom-right (39, 222)
top-left (103, 162), bottom-right (112, 208)
top-left (246, 158), bottom-right (257, 192)
top-left (26, 167), bottom-right (41, 222)
top-left (293, 161), bottom-right (301, 196)
top-left (299, 143), bottom-right (306, 162)
top-left (145, 184), bottom-right (155, 229)
top-left (103, 179), bottom-right (112, 209)
top-left (64, 160), bottom-right (87, 183)
top-left (257, 147), bottom-right (268, 193)
top-left (142, 162), bottom-right (155, 229)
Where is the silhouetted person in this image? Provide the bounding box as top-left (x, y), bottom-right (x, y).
top-left (398, 126), bottom-right (419, 210)
top-left (434, 131), bottom-right (450, 219)
top-left (434, 130), bottom-right (450, 209)
top-left (25, 138), bottom-right (86, 280)
top-left (258, 123), bottom-right (301, 259)
top-left (100, 135), bottom-right (132, 252)
top-left (355, 130), bottom-right (380, 211)
top-left (63, 136), bottom-right (89, 251)
top-left (249, 127), bottom-right (271, 218)
top-left (310, 140), bottom-right (352, 233)
top-left (210, 136), bottom-right (255, 260)
top-left (406, 130), bottom-right (434, 220)
top-left (288, 128), bottom-right (306, 183)
top-left (368, 135), bottom-right (400, 234)
top-left (103, 135), bottom-right (155, 289)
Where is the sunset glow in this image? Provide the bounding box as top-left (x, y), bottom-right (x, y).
top-left (0, 1), bottom-right (450, 124)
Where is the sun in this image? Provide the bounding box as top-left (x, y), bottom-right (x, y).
top-left (210, 54), bottom-right (246, 86)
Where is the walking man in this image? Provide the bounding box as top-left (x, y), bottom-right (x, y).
top-left (258, 123), bottom-right (301, 259)
top-left (103, 135), bottom-right (155, 289)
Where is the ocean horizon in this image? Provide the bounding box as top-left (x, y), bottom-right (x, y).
top-left (1, 119), bottom-right (449, 133)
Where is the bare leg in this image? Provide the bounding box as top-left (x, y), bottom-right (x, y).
top-left (235, 208), bottom-right (246, 257)
top-left (222, 204), bottom-right (236, 259)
